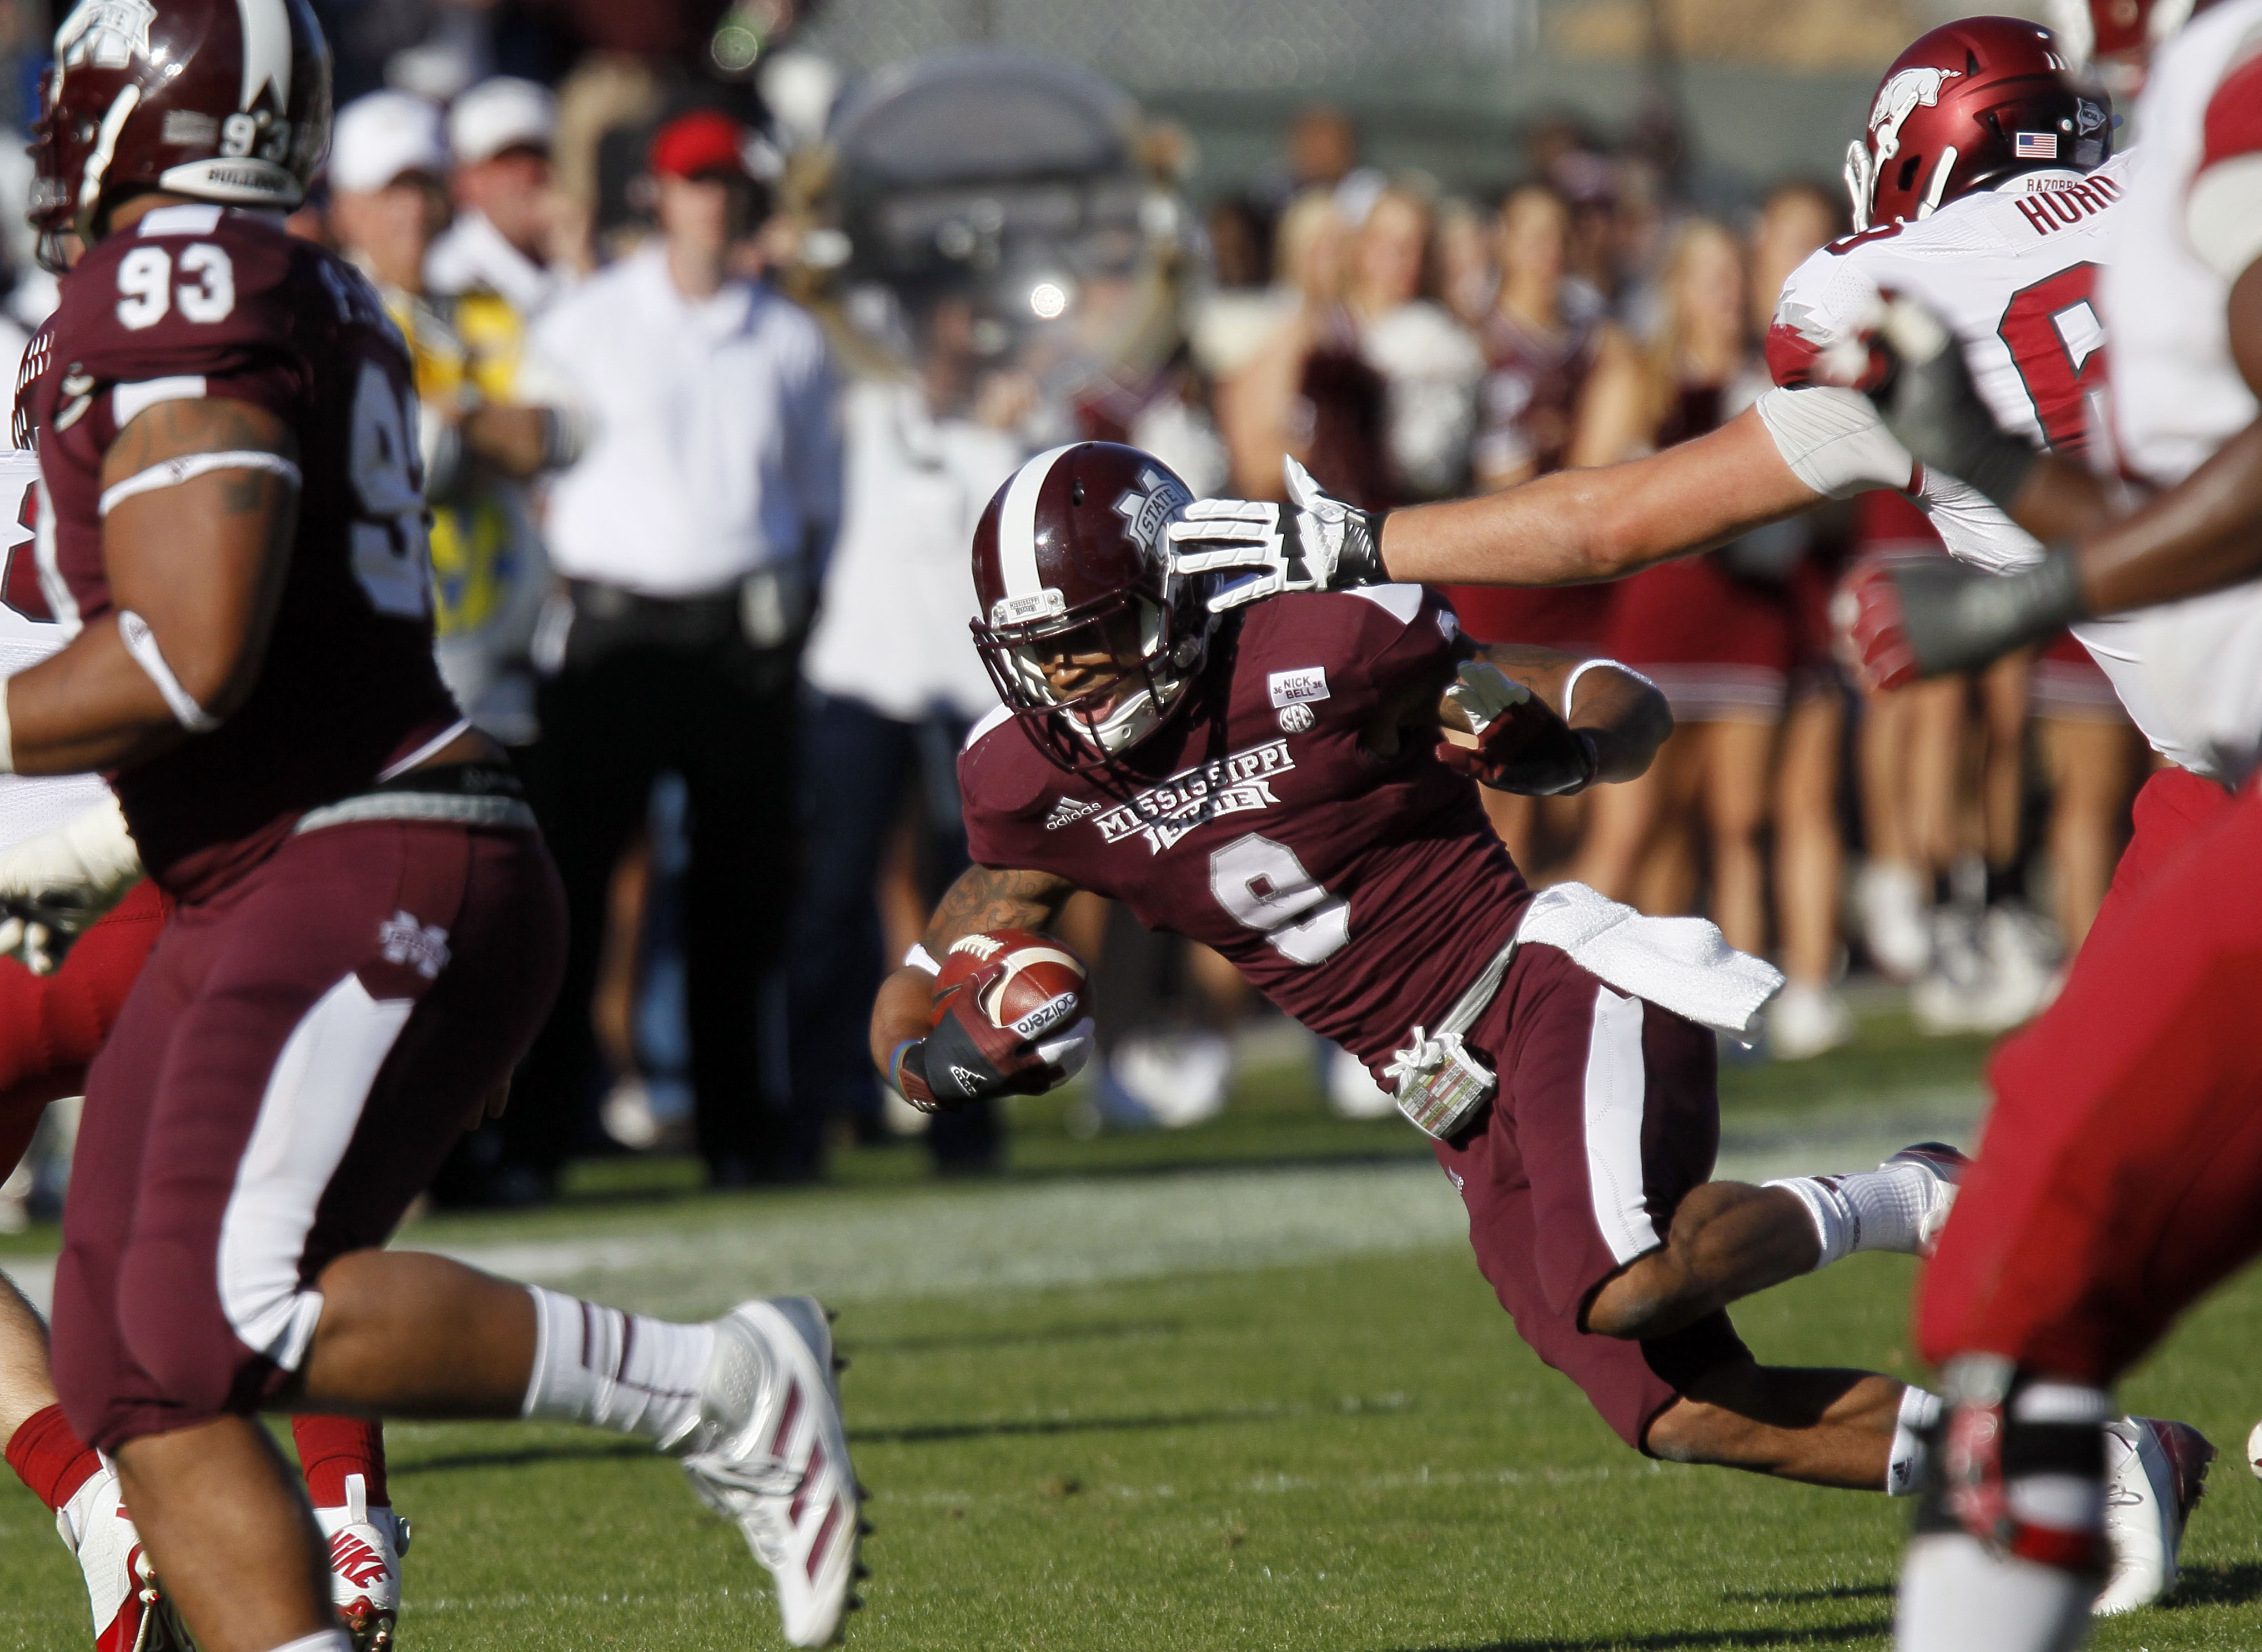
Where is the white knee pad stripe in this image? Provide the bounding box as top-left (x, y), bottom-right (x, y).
top-left (218, 973), bottom-right (414, 1369)
top-left (1582, 985), bottom-right (1658, 1266)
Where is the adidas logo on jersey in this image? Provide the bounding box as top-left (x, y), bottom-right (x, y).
top-left (1043, 795), bottom-right (1102, 831)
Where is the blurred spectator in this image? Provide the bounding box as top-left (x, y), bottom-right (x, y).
top-left (505, 109), bottom-right (842, 1198)
top-left (789, 289), bottom-right (1028, 1171)
top-left (1214, 189), bottom-right (1386, 506)
top-left (329, 90), bottom-right (566, 748)
top-left (1579, 219), bottom-right (1787, 958)
top-left (1251, 103), bottom-right (1360, 214)
top-left (1432, 197), bottom-right (1495, 330)
top-left (428, 75), bottom-right (568, 313)
top-left (2032, 638), bottom-right (2145, 954)
top-left (1746, 179), bottom-right (1856, 1057)
top-left (1344, 183), bottom-right (1482, 502)
top-left (1446, 179), bottom-right (1647, 873)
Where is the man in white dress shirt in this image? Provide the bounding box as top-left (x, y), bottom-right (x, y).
top-left (510, 108), bottom-right (842, 1196)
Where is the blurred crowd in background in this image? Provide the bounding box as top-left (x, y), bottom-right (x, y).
top-left (0, 0), bottom-right (2155, 1213)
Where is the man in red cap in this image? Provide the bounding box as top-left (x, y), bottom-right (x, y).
top-left (506, 107), bottom-right (841, 1198)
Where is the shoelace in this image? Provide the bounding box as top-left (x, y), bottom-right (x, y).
top-left (680, 1449), bottom-right (806, 1507)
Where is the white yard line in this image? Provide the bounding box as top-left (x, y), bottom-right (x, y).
top-left (0, 1088), bottom-right (1981, 1321)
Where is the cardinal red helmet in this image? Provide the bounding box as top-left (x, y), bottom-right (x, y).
top-left (1844, 17), bottom-right (2110, 234)
top-left (31, 0), bottom-right (332, 266)
top-left (971, 442), bottom-right (1208, 775)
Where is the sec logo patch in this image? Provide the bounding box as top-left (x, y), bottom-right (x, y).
top-left (1278, 702), bottom-right (1315, 733)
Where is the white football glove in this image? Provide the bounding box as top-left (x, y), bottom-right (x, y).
top-left (1165, 456), bottom-right (1388, 612)
top-left (0, 794), bottom-right (145, 974)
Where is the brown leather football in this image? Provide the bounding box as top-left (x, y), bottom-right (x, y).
top-left (932, 929), bottom-right (1088, 1042)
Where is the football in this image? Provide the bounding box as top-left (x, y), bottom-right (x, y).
top-left (933, 929), bottom-right (1088, 1044)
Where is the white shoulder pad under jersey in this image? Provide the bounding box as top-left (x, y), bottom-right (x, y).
top-left (0, 450), bottom-right (114, 852)
top-left (1770, 158), bottom-right (2126, 455)
top-left (2102, 0), bottom-right (2262, 489)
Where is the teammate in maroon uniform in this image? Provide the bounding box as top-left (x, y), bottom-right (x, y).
top-left (874, 439), bottom-right (1973, 1503)
top-left (14, 5), bottom-right (860, 1650)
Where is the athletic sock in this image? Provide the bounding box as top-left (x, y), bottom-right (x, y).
top-left (519, 1287), bottom-right (715, 1445)
top-left (262, 1633), bottom-right (353, 1652)
top-left (1765, 1162), bottom-right (1936, 1267)
top-left (4, 1402), bottom-right (104, 1513)
top-left (1898, 1533), bottom-right (2095, 1652)
top-left (292, 1415), bottom-right (389, 1509)
top-left (1888, 1386), bottom-right (1942, 1496)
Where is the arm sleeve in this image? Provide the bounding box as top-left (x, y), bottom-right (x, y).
top-left (2187, 53), bottom-right (2262, 285)
top-left (1754, 386), bottom-right (1915, 498)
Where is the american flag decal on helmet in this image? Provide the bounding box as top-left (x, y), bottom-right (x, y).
top-left (2015, 132), bottom-right (2059, 159)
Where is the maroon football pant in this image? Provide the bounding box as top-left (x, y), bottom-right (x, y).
top-left (1437, 941), bottom-right (1750, 1450)
top-left (1917, 769), bottom-right (2262, 1383)
top-left (50, 820), bottom-right (565, 1451)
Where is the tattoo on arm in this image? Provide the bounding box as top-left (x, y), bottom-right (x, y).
top-left (924, 864), bottom-right (1078, 951)
top-left (100, 395), bottom-right (301, 493)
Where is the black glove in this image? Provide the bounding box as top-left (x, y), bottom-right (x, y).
top-left (891, 965), bottom-right (1095, 1112)
top-left (1435, 661), bottom-right (1599, 796)
top-left (1868, 296), bottom-right (2039, 512)
top-left (1847, 551), bottom-right (2089, 687)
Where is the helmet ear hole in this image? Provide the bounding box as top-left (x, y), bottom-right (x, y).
top-left (1897, 157), bottom-right (1922, 193)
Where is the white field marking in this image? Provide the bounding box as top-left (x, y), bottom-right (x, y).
top-left (889, 1461), bottom-right (1628, 1508)
top-left (0, 1087), bottom-right (1980, 1319)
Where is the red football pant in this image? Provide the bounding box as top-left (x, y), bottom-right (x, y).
top-left (0, 880), bottom-right (172, 1173)
top-left (1917, 769), bottom-right (2262, 1382)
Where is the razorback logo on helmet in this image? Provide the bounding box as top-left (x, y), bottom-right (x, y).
top-left (1843, 19), bottom-right (2105, 234)
top-left (1867, 66), bottom-right (1961, 170)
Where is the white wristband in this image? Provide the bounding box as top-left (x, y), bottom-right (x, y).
top-left (117, 610), bottom-right (220, 733)
top-left (0, 677), bottom-right (13, 774)
top-left (1562, 657), bottom-right (1652, 719)
top-left (98, 450), bottom-right (302, 516)
top-left (904, 943), bottom-right (941, 975)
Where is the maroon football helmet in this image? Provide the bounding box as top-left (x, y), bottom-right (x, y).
top-left (30, 0), bottom-right (332, 267)
top-left (1844, 17), bottom-right (2110, 233)
top-left (971, 442), bottom-right (1208, 775)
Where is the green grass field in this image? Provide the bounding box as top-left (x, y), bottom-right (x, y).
top-left (3, 1009), bottom-right (2258, 1650)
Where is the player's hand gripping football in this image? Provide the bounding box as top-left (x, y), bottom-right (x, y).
top-left (1165, 456), bottom-right (1388, 612)
top-left (1435, 661), bottom-right (1597, 796)
top-left (891, 942), bottom-right (1094, 1112)
top-left (0, 795), bottom-right (146, 974)
top-left (1857, 294), bottom-right (2039, 512)
top-left (1833, 553), bottom-right (2088, 692)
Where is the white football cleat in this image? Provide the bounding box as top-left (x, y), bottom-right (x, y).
top-left (1856, 860), bottom-right (1932, 981)
top-left (675, 1297), bottom-right (863, 1646)
top-left (1767, 981), bottom-right (1856, 1061)
top-left (2096, 1416), bottom-right (2214, 1614)
top-left (313, 1474), bottom-right (408, 1651)
top-left (58, 1464), bottom-right (189, 1651)
top-left (1880, 1141), bottom-right (1969, 1254)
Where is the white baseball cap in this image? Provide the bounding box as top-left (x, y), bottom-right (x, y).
top-left (331, 90), bottom-right (449, 193)
top-left (450, 77), bottom-right (557, 166)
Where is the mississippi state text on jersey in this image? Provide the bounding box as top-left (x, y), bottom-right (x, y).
top-left (20, 205), bottom-right (460, 895)
top-left (961, 585), bottom-right (1531, 1080)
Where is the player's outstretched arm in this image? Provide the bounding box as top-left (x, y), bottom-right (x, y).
top-left (1168, 409), bottom-right (1834, 607)
top-left (868, 862), bottom-right (1082, 1108)
top-left (4, 397), bottom-right (300, 775)
top-left (1383, 408), bottom-right (1826, 587)
top-left (1431, 644), bottom-right (1671, 795)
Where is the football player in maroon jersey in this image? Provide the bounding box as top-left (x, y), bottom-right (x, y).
top-left (876, 439), bottom-right (1976, 1508)
top-left (10, 4), bottom-right (859, 1650)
